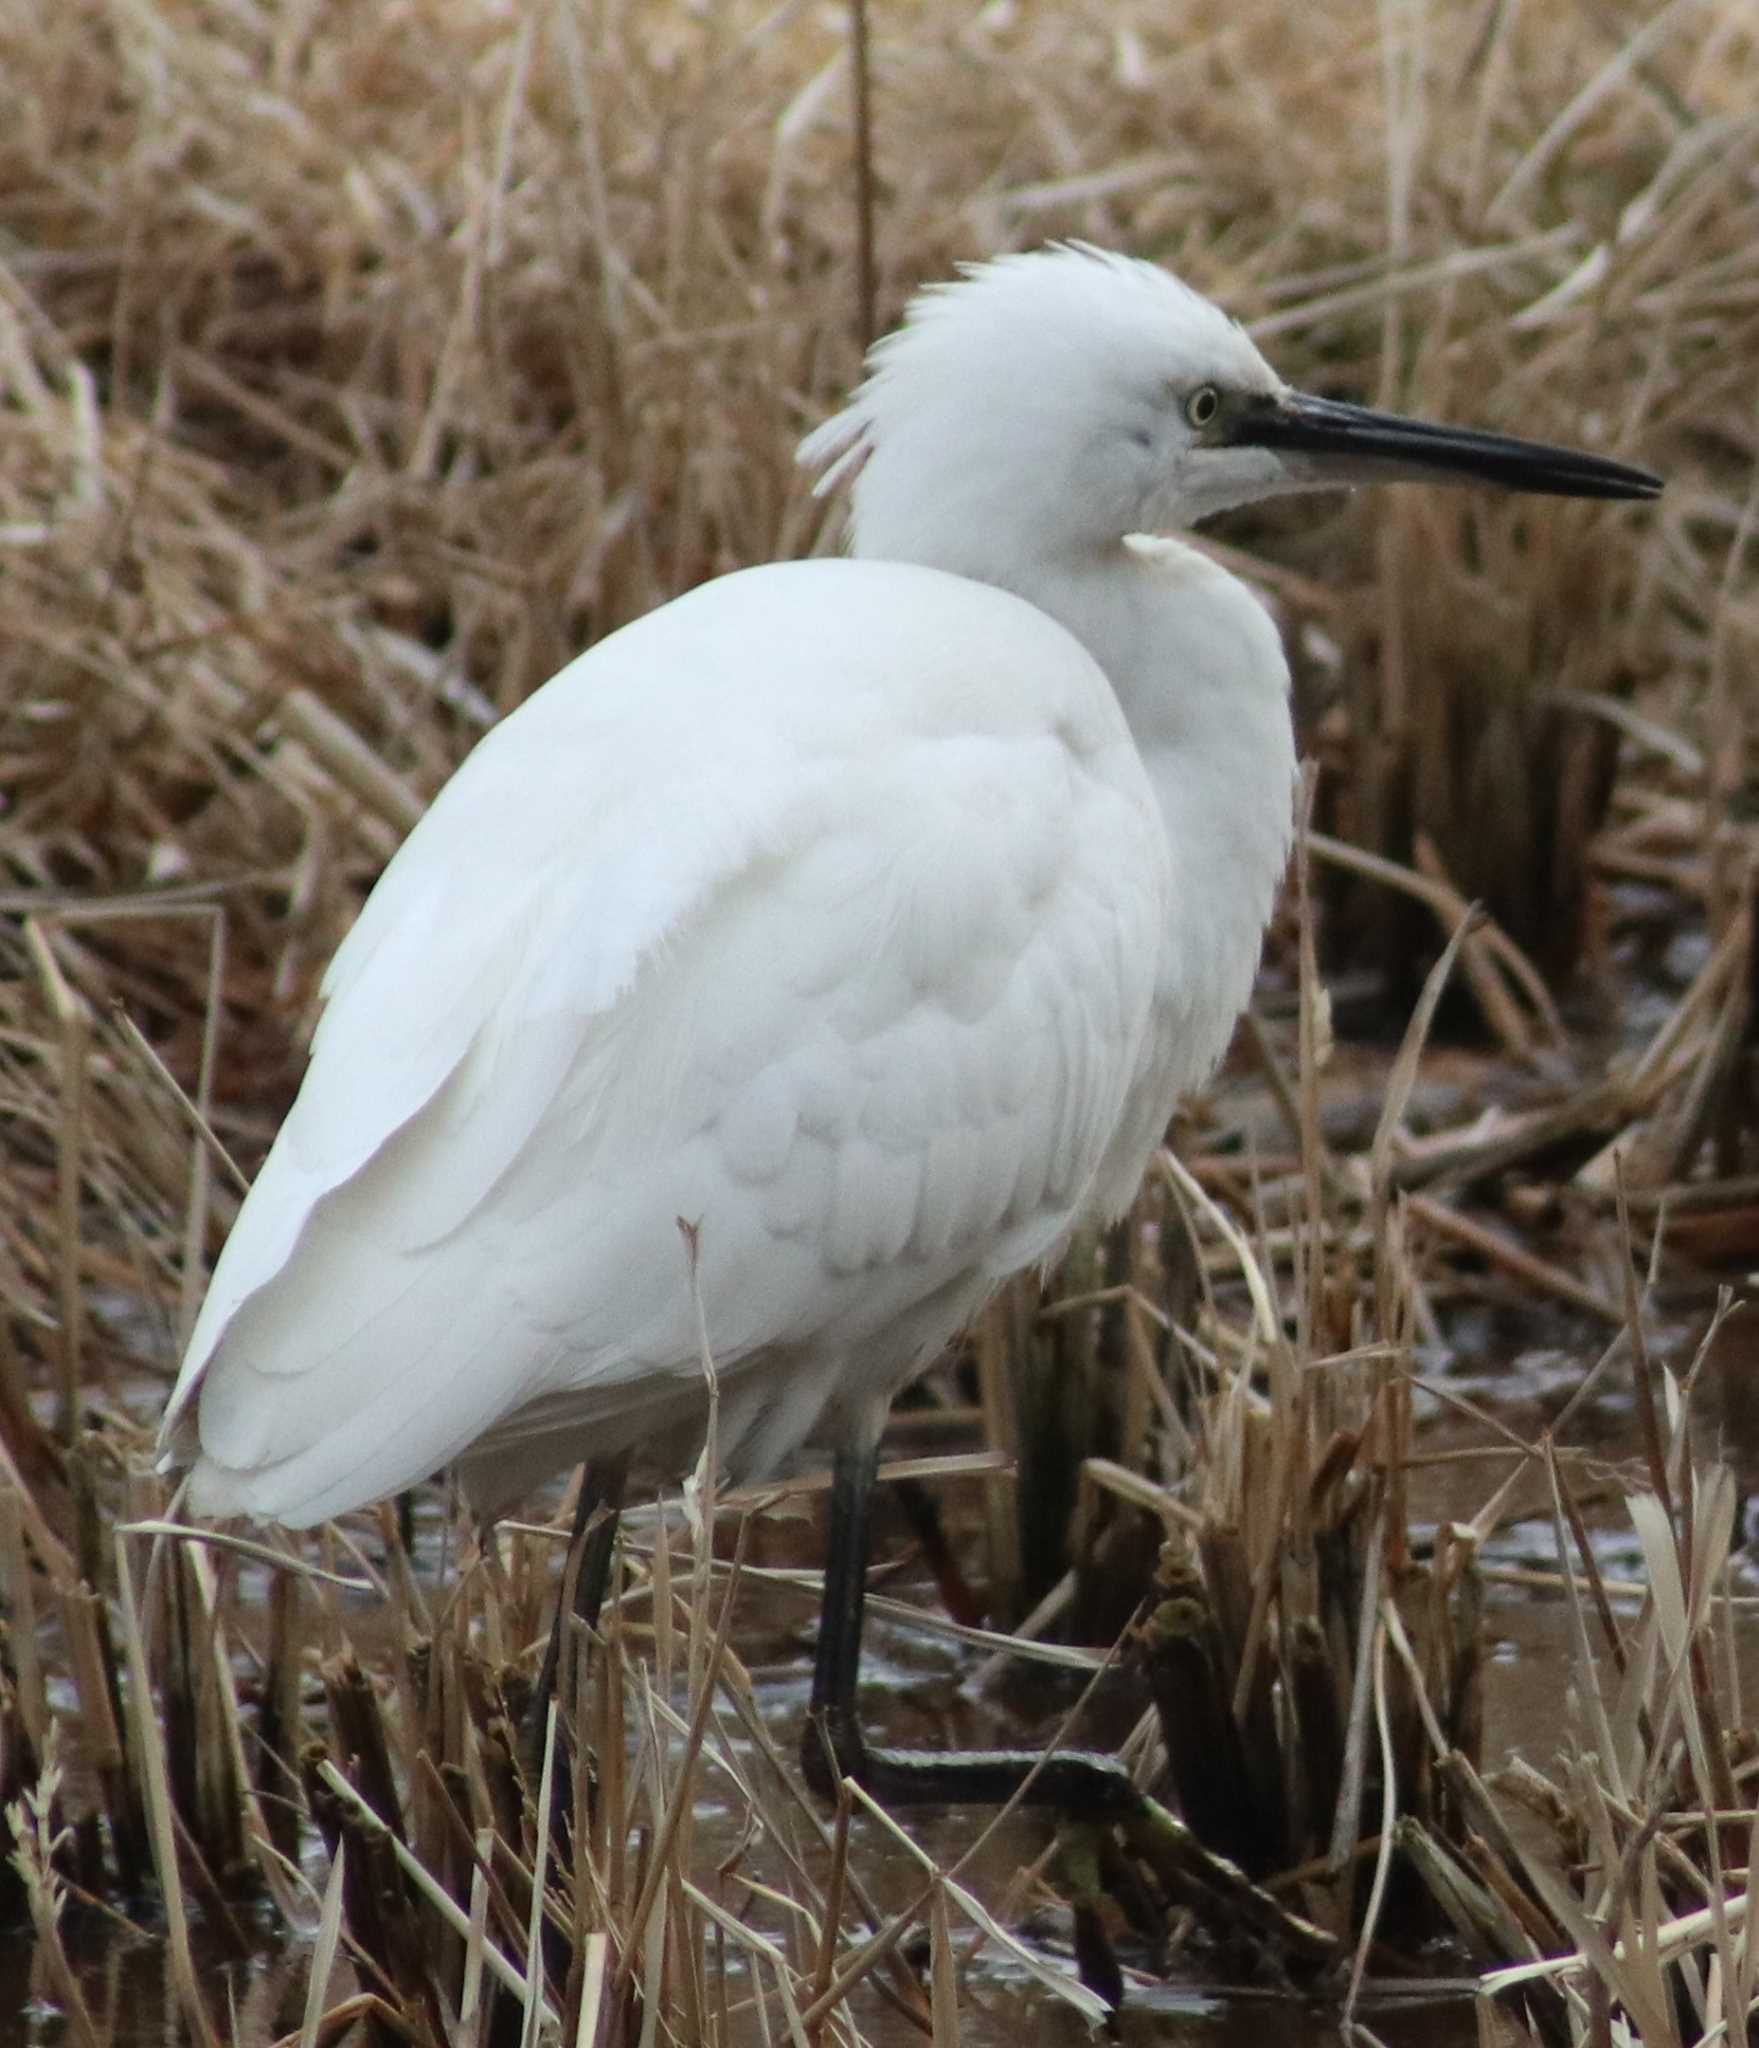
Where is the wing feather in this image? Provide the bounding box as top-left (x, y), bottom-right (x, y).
top-left (164, 558), bottom-right (1168, 1523)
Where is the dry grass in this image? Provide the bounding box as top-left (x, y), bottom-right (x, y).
top-left (82, 1460), bottom-right (1024, 2044)
top-left (1472, 1319), bottom-right (1755, 2048)
top-left (1, 0), bottom-right (1750, 1401)
top-left (2, 0), bottom-right (1759, 2039)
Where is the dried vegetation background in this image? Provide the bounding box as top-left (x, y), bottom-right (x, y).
top-left (2, 0), bottom-right (1752, 1397)
top-left (2, 0), bottom-right (1759, 2042)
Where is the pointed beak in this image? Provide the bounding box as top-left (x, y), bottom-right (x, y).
top-left (1232, 391), bottom-right (1662, 501)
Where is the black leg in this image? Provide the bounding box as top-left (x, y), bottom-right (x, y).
top-left (800, 1437), bottom-right (1142, 1823)
top-left (525, 1453), bottom-right (629, 1767)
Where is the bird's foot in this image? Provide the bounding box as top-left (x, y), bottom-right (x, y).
top-left (800, 1705), bottom-right (1142, 1824)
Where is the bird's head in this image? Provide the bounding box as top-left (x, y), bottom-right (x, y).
top-left (801, 243), bottom-right (1658, 585)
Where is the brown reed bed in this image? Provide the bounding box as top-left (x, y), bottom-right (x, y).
top-left (3, 0), bottom-right (1759, 2039)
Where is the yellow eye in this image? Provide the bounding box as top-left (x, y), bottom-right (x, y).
top-left (1186, 385), bottom-right (1221, 430)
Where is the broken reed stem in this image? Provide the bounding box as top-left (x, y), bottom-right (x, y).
top-left (295, 1843), bottom-right (350, 2048)
top-left (61, 1575), bottom-right (147, 1895)
top-left (0, 1487), bottom-right (48, 1755)
top-left (315, 1757), bottom-right (556, 2029)
top-left (112, 1532), bottom-right (222, 2048)
top-left (518, 1703), bottom-right (558, 2048)
top-left (22, 919), bottom-right (91, 1436)
top-left (848, 0), bottom-right (877, 353)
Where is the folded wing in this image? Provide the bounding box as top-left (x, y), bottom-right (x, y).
top-left (162, 559), bottom-right (1167, 1524)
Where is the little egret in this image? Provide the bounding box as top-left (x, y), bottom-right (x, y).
top-left (160, 245), bottom-right (1658, 1814)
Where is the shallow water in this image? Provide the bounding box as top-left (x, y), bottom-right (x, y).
top-left (11, 1483), bottom-right (1720, 2048)
top-left (11, 1261), bottom-right (1746, 2044)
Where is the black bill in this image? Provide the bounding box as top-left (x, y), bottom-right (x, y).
top-left (1235, 391), bottom-right (1662, 501)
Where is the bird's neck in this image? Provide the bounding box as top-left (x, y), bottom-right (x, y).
top-left (1002, 535), bottom-right (1297, 1035)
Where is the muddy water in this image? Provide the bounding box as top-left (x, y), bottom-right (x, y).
top-left (8, 1629), bottom-right (1572, 2046)
top-left (16, 1286), bottom-right (1753, 2045)
top-left (10, 1510), bottom-right (1682, 2048)
top-left (9, 1630), bottom-right (1499, 2048)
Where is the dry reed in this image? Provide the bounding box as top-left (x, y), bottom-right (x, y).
top-left (1, 0), bottom-right (1756, 2039)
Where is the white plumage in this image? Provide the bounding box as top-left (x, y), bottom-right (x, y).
top-left (172, 559), bottom-right (1184, 1519)
top-left (159, 243), bottom-right (1654, 1531)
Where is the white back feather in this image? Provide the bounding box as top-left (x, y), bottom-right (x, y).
top-left (166, 559), bottom-right (1168, 1521)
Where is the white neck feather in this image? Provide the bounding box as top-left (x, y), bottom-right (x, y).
top-left (952, 536), bottom-right (1297, 1080)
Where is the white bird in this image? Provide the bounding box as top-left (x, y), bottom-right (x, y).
top-left (159, 245), bottom-right (1657, 1808)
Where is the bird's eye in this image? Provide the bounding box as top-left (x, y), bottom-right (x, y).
top-left (1185, 385), bottom-right (1221, 430)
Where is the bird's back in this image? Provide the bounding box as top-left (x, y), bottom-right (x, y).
top-left (162, 558), bottom-right (1169, 1525)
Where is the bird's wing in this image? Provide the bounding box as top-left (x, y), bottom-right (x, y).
top-left (165, 569), bottom-right (826, 1429)
top-left (164, 559), bottom-right (1166, 1523)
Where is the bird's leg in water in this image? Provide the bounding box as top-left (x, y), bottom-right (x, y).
top-left (801, 1435), bottom-right (1143, 1823)
top-left (524, 1451), bottom-right (630, 1771)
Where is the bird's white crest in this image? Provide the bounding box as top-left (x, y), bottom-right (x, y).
top-left (801, 243), bottom-right (1289, 582)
